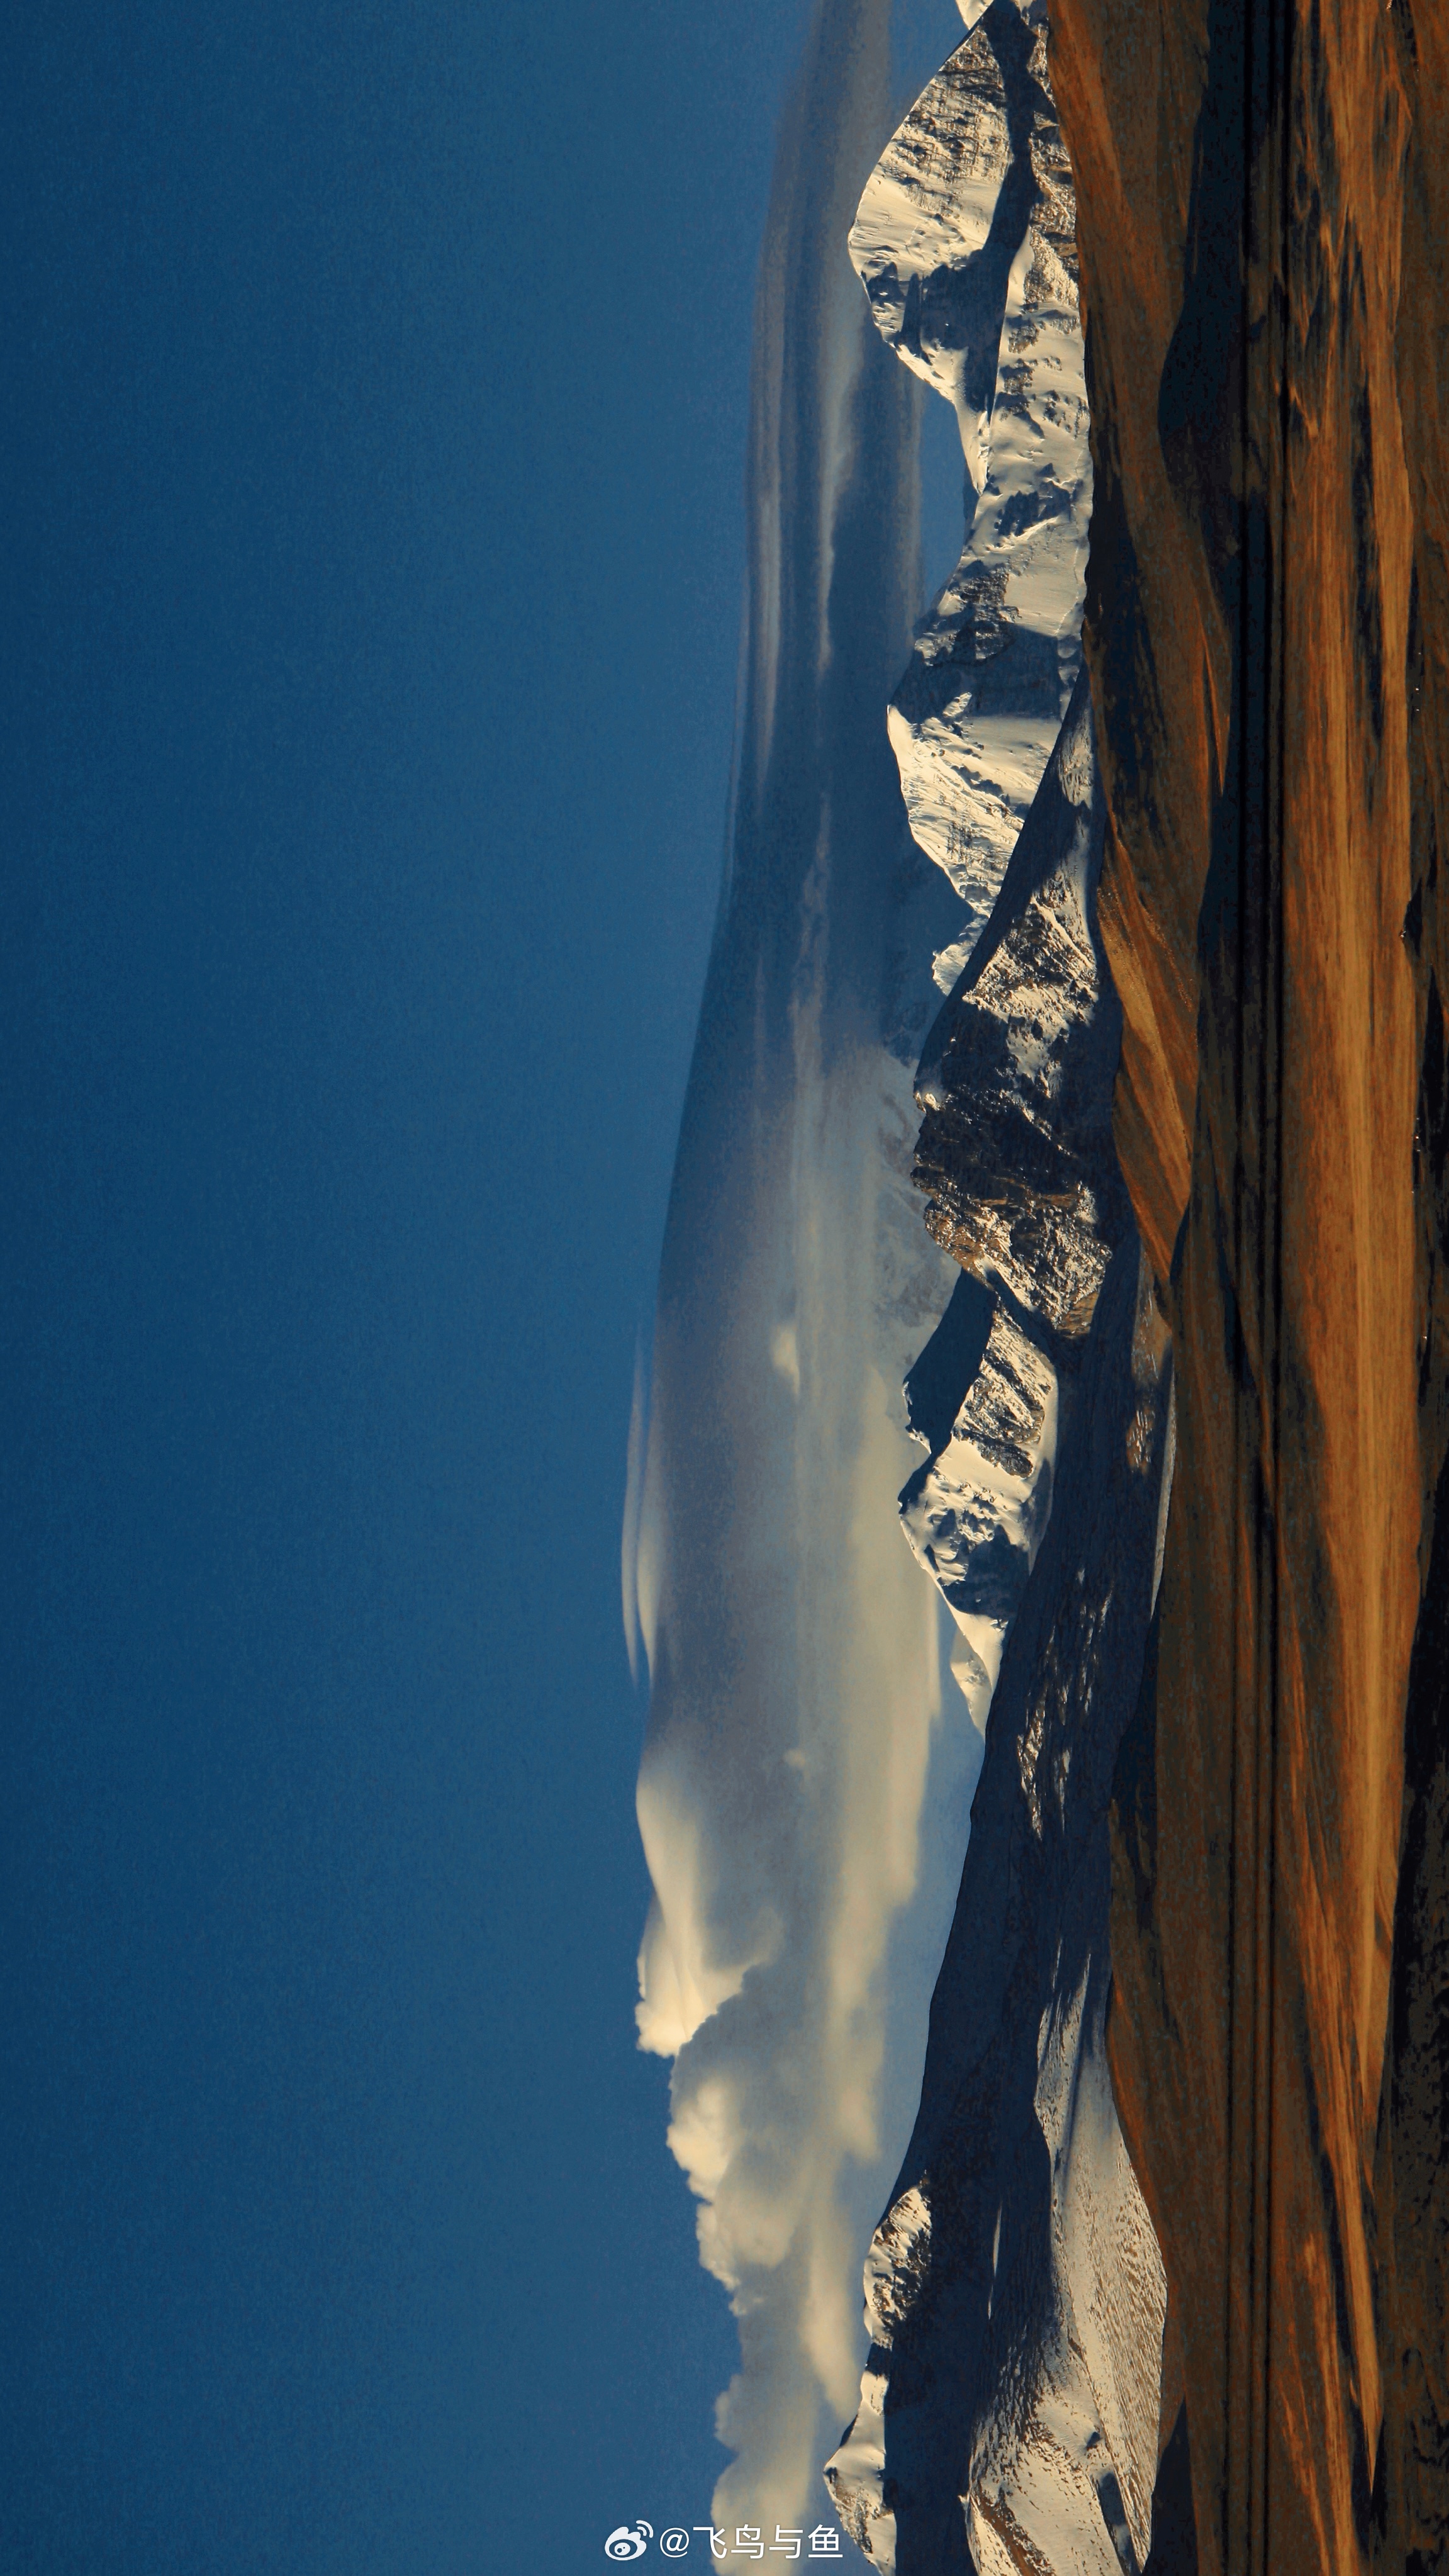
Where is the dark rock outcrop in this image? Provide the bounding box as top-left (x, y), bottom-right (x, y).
top-left (912, 665), bottom-right (1127, 1339)
top-left (827, 1232), bottom-right (1171, 2575)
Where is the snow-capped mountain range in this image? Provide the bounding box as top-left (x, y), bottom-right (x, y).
top-left (824, 4), bottom-right (1175, 2567)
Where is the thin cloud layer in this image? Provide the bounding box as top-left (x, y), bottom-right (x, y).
top-left (626, 0), bottom-right (985, 2541)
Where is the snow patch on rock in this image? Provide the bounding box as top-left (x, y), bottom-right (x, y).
top-left (849, 0), bottom-right (1092, 969)
top-left (898, 1301), bottom-right (1056, 1731)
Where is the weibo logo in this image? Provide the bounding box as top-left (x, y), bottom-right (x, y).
top-left (605, 2527), bottom-right (654, 2562)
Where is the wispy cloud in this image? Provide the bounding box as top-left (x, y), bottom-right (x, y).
top-left (628, 0), bottom-right (984, 2539)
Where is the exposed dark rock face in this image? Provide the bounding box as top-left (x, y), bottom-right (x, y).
top-left (1141, 2406), bottom-right (1199, 2576)
top-left (912, 665), bottom-right (1127, 1339)
top-left (827, 1231), bottom-right (1172, 2576)
top-left (1373, 1439), bottom-right (1449, 2575)
top-left (849, 0), bottom-right (1092, 963)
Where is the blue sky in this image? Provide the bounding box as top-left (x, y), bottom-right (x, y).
top-left (1, 1), bottom-right (960, 2568)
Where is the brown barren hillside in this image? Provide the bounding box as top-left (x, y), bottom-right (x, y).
top-left (1049, 0), bottom-right (1449, 2567)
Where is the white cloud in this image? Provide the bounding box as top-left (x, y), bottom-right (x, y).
top-left (625, 0), bottom-right (988, 2540)
top-left (636, 1034), bottom-right (984, 2537)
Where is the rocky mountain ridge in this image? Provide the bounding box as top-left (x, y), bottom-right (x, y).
top-left (849, 0), bottom-right (1091, 977)
top-left (824, 8), bottom-right (1178, 2567)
